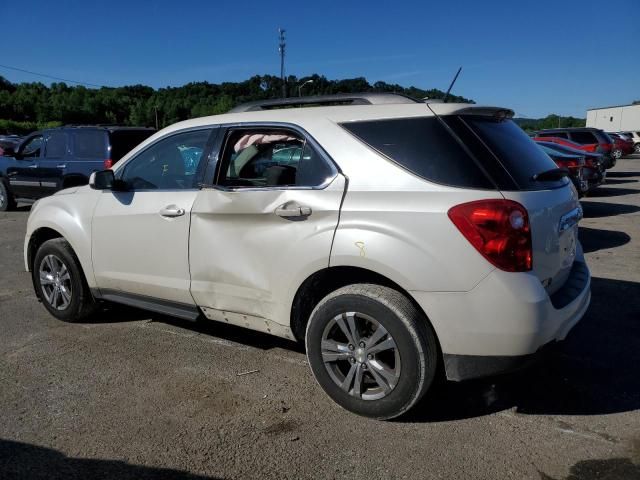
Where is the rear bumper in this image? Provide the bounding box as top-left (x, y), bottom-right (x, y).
top-left (411, 249), bottom-right (591, 381)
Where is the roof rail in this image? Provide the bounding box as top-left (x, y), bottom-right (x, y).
top-left (228, 92), bottom-right (420, 113)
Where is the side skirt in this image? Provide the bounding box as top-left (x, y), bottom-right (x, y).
top-left (92, 289), bottom-right (201, 321)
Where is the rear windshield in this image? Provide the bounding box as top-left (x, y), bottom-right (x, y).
top-left (109, 130), bottom-right (155, 161)
top-left (595, 131), bottom-right (612, 144)
top-left (463, 116), bottom-right (568, 190)
top-left (569, 131), bottom-right (598, 144)
top-left (340, 117), bottom-right (494, 189)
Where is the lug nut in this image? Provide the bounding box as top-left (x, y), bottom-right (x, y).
top-left (348, 344), bottom-right (355, 351)
top-left (359, 341), bottom-right (365, 348)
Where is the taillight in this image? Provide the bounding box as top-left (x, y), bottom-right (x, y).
top-left (555, 158), bottom-right (580, 171)
top-left (104, 159), bottom-right (113, 169)
top-left (448, 200), bottom-right (532, 272)
top-left (585, 144), bottom-right (598, 153)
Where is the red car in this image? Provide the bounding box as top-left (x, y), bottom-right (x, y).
top-left (535, 128), bottom-right (615, 168)
top-left (607, 133), bottom-right (634, 159)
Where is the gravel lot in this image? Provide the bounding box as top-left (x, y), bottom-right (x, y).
top-left (1, 157), bottom-right (639, 480)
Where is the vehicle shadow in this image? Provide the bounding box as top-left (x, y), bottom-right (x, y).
top-left (581, 201), bottom-right (639, 218)
top-left (85, 303), bottom-right (302, 352)
top-left (579, 226), bottom-right (631, 253)
top-left (603, 178), bottom-right (638, 185)
top-left (587, 187), bottom-right (639, 198)
top-left (606, 171), bottom-right (639, 178)
top-left (402, 276), bottom-right (640, 422)
top-left (0, 439), bottom-right (219, 480)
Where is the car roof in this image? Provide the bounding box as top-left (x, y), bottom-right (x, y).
top-left (156, 102), bottom-right (513, 137)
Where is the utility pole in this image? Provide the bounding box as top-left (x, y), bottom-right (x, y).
top-left (278, 28), bottom-right (286, 98)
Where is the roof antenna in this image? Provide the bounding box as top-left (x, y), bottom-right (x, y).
top-left (442, 67), bottom-right (462, 103)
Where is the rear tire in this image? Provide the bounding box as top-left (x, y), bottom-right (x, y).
top-left (635, 143), bottom-right (640, 154)
top-left (612, 149), bottom-right (622, 160)
top-left (305, 284), bottom-right (438, 420)
top-left (0, 178), bottom-right (17, 211)
top-left (33, 238), bottom-right (98, 322)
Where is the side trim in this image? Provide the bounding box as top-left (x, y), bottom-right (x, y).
top-left (93, 288), bottom-right (200, 321)
top-left (9, 180), bottom-right (40, 187)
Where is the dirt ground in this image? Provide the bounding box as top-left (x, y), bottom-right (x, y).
top-left (1, 157), bottom-right (639, 479)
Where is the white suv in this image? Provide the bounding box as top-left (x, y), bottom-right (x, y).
top-left (24, 94), bottom-right (591, 419)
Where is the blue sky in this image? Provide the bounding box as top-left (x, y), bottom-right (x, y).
top-left (1, 0), bottom-right (637, 117)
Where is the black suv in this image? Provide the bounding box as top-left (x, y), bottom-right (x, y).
top-left (0, 126), bottom-right (154, 210)
top-left (536, 127), bottom-right (615, 168)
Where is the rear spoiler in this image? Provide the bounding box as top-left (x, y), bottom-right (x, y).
top-left (427, 103), bottom-right (514, 119)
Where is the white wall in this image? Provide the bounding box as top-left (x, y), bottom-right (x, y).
top-left (586, 105), bottom-right (640, 132)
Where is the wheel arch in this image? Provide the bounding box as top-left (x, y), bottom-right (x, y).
top-left (290, 266), bottom-right (442, 355)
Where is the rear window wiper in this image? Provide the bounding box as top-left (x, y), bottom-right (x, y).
top-left (531, 168), bottom-right (569, 181)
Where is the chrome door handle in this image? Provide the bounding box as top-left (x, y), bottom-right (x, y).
top-left (159, 206), bottom-right (186, 218)
top-left (27, 164), bottom-right (38, 168)
top-left (56, 164), bottom-right (67, 168)
top-left (275, 202), bottom-right (312, 219)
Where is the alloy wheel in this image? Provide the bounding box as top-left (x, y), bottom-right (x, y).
top-left (39, 254), bottom-right (72, 310)
top-left (321, 312), bottom-right (401, 401)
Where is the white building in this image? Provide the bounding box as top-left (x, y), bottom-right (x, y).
top-left (586, 103), bottom-right (640, 132)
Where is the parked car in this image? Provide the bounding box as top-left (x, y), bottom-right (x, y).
top-left (620, 131), bottom-right (640, 153)
top-left (0, 126), bottom-right (155, 211)
top-left (607, 132), bottom-right (634, 158)
top-left (24, 93), bottom-right (590, 420)
top-left (535, 140), bottom-right (605, 190)
top-left (536, 143), bottom-right (587, 196)
top-left (536, 127), bottom-right (615, 168)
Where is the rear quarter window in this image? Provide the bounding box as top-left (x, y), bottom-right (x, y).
top-left (340, 117), bottom-right (494, 189)
top-left (73, 130), bottom-right (107, 159)
top-left (109, 130), bottom-right (155, 161)
top-left (462, 116), bottom-right (568, 190)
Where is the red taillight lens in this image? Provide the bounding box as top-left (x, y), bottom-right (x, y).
top-left (104, 159), bottom-right (113, 169)
top-left (448, 200), bottom-right (532, 272)
top-left (555, 158), bottom-right (580, 170)
top-left (585, 144), bottom-right (598, 153)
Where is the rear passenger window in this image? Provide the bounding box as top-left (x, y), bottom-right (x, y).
top-left (74, 131), bottom-right (106, 158)
top-left (219, 129), bottom-right (335, 188)
top-left (44, 131), bottom-right (67, 158)
top-left (569, 131), bottom-right (597, 144)
top-left (341, 117), bottom-right (493, 189)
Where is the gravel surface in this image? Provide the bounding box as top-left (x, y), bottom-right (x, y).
top-left (1, 157), bottom-right (639, 479)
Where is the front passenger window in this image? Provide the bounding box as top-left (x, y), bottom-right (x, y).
top-left (120, 129), bottom-right (211, 190)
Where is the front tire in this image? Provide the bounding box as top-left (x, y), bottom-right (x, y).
top-left (33, 238), bottom-right (98, 322)
top-left (635, 143), bottom-right (640, 154)
top-left (0, 178), bottom-right (17, 211)
top-left (305, 284), bottom-right (438, 420)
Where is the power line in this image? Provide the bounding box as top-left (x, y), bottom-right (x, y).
top-left (0, 63), bottom-right (105, 88)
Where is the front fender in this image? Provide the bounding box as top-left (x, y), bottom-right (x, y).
top-left (25, 188), bottom-right (99, 288)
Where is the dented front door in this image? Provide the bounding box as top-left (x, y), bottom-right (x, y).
top-left (188, 175), bottom-right (346, 328)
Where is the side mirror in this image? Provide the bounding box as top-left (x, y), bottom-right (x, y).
top-left (90, 170), bottom-right (115, 190)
